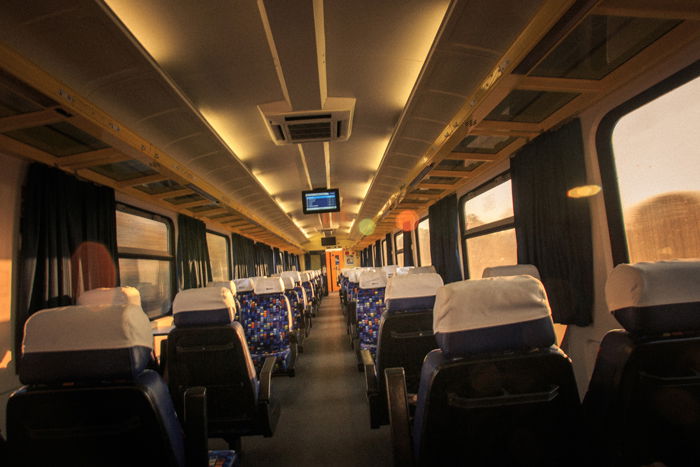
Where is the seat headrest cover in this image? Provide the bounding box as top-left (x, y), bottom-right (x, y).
top-left (434, 276), bottom-right (552, 334)
top-left (77, 286), bottom-right (142, 307)
top-left (207, 280), bottom-right (237, 295)
top-left (382, 265), bottom-right (398, 276)
top-left (605, 260), bottom-right (700, 311)
top-left (482, 264), bottom-right (541, 280)
top-left (359, 270), bottom-right (387, 289)
top-left (281, 276), bottom-right (295, 290)
top-left (281, 270), bottom-right (302, 282)
top-left (254, 277), bottom-right (285, 295)
top-left (21, 304), bottom-right (153, 384)
top-left (386, 273), bottom-right (444, 300)
top-left (340, 268), bottom-right (351, 276)
top-left (396, 267), bottom-right (413, 275)
top-left (407, 265), bottom-right (437, 275)
top-left (234, 278), bottom-right (255, 292)
top-left (23, 304), bottom-right (152, 353)
top-left (348, 269), bottom-right (360, 283)
top-left (173, 287), bottom-right (235, 313)
top-left (300, 271), bottom-right (312, 282)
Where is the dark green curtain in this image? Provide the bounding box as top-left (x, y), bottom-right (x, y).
top-left (403, 230), bottom-right (415, 266)
top-left (177, 214), bottom-right (211, 289)
top-left (510, 118), bottom-right (593, 325)
top-left (231, 233), bottom-right (256, 278)
top-left (17, 163), bottom-right (119, 359)
top-left (374, 240), bottom-right (382, 266)
top-left (304, 253), bottom-right (311, 271)
top-left (292, 254), bottom-right (300, 271)
top-left (283, 251), bottom-right (290, 271)
top-left (385, 233), bottom-right (394, 265)
top-left (428, 194), bottom-right (463, 283)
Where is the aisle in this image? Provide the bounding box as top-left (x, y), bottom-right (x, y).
top-left (221, 292), bottom-right (393, 466)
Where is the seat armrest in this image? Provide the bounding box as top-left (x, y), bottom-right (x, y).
top-left (361, 349), bottom-right (378, 394)
top-left (258, 356), bottom-right (276, 403)
top-left (184, 386), bottom-right (209, 467)
top-left (385, 367), bottom-right (415, 467)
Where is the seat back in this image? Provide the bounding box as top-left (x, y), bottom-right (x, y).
top-left (281, 271), bottom-right (307, 309)
top-left (76, 286), bottom-right (142, 307)
top-left (300, 271), bottom-right (315, 302)
top-left (168, 287), bottom-right (259, 437)
top-left (8, 303), bottom-right (185, 467)
top-left (281, 276), bottom-right (303, 331)
top-left (234, 278), bottom-right (256, 312)
top-left (412, 276), bottom-right (581, 466)
top-left (356, 270), bottom-right (388, 357)
top-left (583, 260), bottom-right (700, 466)
top-left (244, 278), bottom-right (294, 372)
top-left (407, 265), bottom-right (437, 274)
top-left (378, 273), bottom-right (444, 393)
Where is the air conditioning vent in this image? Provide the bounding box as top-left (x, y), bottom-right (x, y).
top-left (258, 97), bottom-right (355, 145)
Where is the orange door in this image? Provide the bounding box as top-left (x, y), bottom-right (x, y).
top-left (326, 250), bottom-right (343, 292)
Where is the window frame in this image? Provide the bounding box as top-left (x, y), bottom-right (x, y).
top-left (415, 216), bottom-right (431, 266)
top-left (458, 172), bottom-right (516, 278)
top-left (394, 231), bottom-right (404, 267)
top-left (116, 203), bottom-right (176, 319)
top-left (206, 229), bottom-right (232, 281)
top-left (381, 239), bottom-right (388, 267)
top-left (596, 60), bottom-right (700, 266)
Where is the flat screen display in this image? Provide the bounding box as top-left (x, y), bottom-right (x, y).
top-left (302, 188), bottom-right (340, 214)
top-left (321, 236), bottom-right (336, 246)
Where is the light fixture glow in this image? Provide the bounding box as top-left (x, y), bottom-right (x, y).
top-left (567, 185), bottom-right (602, 198)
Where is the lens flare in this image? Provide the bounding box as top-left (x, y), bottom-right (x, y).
top-left (358, 218), bottom-right (376, 236)
top-left (567, 185), bottom-right (602, 198)
top-left (395, 210), bottom-right (419, 231)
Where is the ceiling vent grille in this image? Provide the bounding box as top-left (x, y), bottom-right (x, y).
top-left (258, 98), bottom-right (355, 145)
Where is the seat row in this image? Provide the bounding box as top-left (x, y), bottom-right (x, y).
top-left (347, 260), bottom-right (700, 467)
top-left (5, 269), bottom-right (329, 466)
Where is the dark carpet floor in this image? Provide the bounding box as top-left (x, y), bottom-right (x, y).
top-left (210, 292), bottom-right (393, 466)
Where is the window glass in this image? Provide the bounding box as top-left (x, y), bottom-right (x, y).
top-left (206, 231), bottom-right (230, 282)
top-left (382, 239), bottom-right (388, 266)
top-left (417, 218), bottom-right (432, 266)
top-left (466, 229), bottom-right (517, 279)
top-left (464, 180), bottom-right (513, 229)
top-left (116, 205), bottom-right (173, 318)
top-left (461, 175), bottom-right (517, 278)
top-left (394, 232), bottom-right (404, 267)
top-left (610, 76), bottom-right (700, 262)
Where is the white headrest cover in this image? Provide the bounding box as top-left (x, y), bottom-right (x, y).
top-left (281, 276), bottom-right (295, 290)
top-left (208, 280), bottom-right (237, 295)
top-left (281, 270), bottom-right (301, 283)
top-left (77, 287), bottom-right (142, 307)
top-left (234, 278), bottom-right (255, 292)
top-left (340, 268), bottom-right (351, 277)
top-left (386, 273), bottom-right (444, 300)
top-left (173, 287), bottom-right (235, 313)
top-left (605, 260), bottom-right (700, 311)
top-left (482, 264), bottom-right (541, 280)
top-left (396, 267), bottom-right (413, 276)
top-left (434, 276), bottom-right (552, 334)
top-left (359, 270), bottom-right (387, 289)
top-left (348, 269), bottom-right (360, 283)
top-left (300, 271), bottom-right (312, 282)
top-left (408, 266), bottom-right (437, 274)
top-left (23, 304), bottom-right (152, 353)
top-left (254, 277), bottom-right (285, 295)
top-left (383, 265), bottom-right (398, 276)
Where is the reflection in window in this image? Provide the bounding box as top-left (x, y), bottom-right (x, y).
top-left (611, 76), bottom-right (700, 262)
top-left (206, 231), bottom-right (230, 282)
top-left (466, 229), bottom-right (517, 279)
top-left (116, 205), bottom-right (174, 318)
top-left (417, 217), bottom-right (432, 266)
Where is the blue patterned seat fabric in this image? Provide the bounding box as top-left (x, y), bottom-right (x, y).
top-left (357, 287), bottom-right (386, 358)
top-left (241, 289), bottom-right (292, 373)
top-left (284, 289), bottom-right (304, 331)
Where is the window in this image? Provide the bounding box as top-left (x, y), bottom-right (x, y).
top-left (416, 217), bottom-right (432, 266)
top-left (116, 204), bottom-right (175, 318)
top-left (206, 231), bottom-right (231, 282)
top-left (381, 239), bottom-right (388, 266)
top-left (395, 231), bottom-right (404, 267)
top-left (599, 66), bottom-right (700, 264)
top-left (460, 175), bottom-right (517, 279)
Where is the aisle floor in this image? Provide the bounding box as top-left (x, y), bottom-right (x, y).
top-left (212, 292), bottom-right (393, 466)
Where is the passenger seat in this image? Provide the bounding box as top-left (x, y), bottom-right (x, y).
top-left (584, 259), bottom-right (700, 467)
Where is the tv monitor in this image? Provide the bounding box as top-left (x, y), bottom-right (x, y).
top-left (302, 188), bottom-right (341, 215)
top-left (321, 236), bottom-right (336, 246)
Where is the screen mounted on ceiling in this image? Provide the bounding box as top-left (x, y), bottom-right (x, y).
top-left (302, 188), bottom-right (341, 215)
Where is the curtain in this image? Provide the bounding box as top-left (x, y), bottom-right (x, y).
top-left (403, 230), bottom-right (415, 266)
top-left (510, 118), bottom-right (593, 325)
top-left (292, 254), bottom-right (300, 271)
top-left (264, 245), bottom-right (274, 275)
top-left (231, 233), bottom-right (256, 278)
top-left (283, 251), bottom-right (290, 271)
top-left (177, 214), bottom-right (211, 290)
top-left (428, 193), bottom-right (463, 284)
top-left (17, 163), bottom-right (119, 359)
top-left (304, 253), bottom-right (311, 271)
top-left (374, 240), bottom-right (382, 266)
top-left (385, 233), bottom-right (394, 265)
